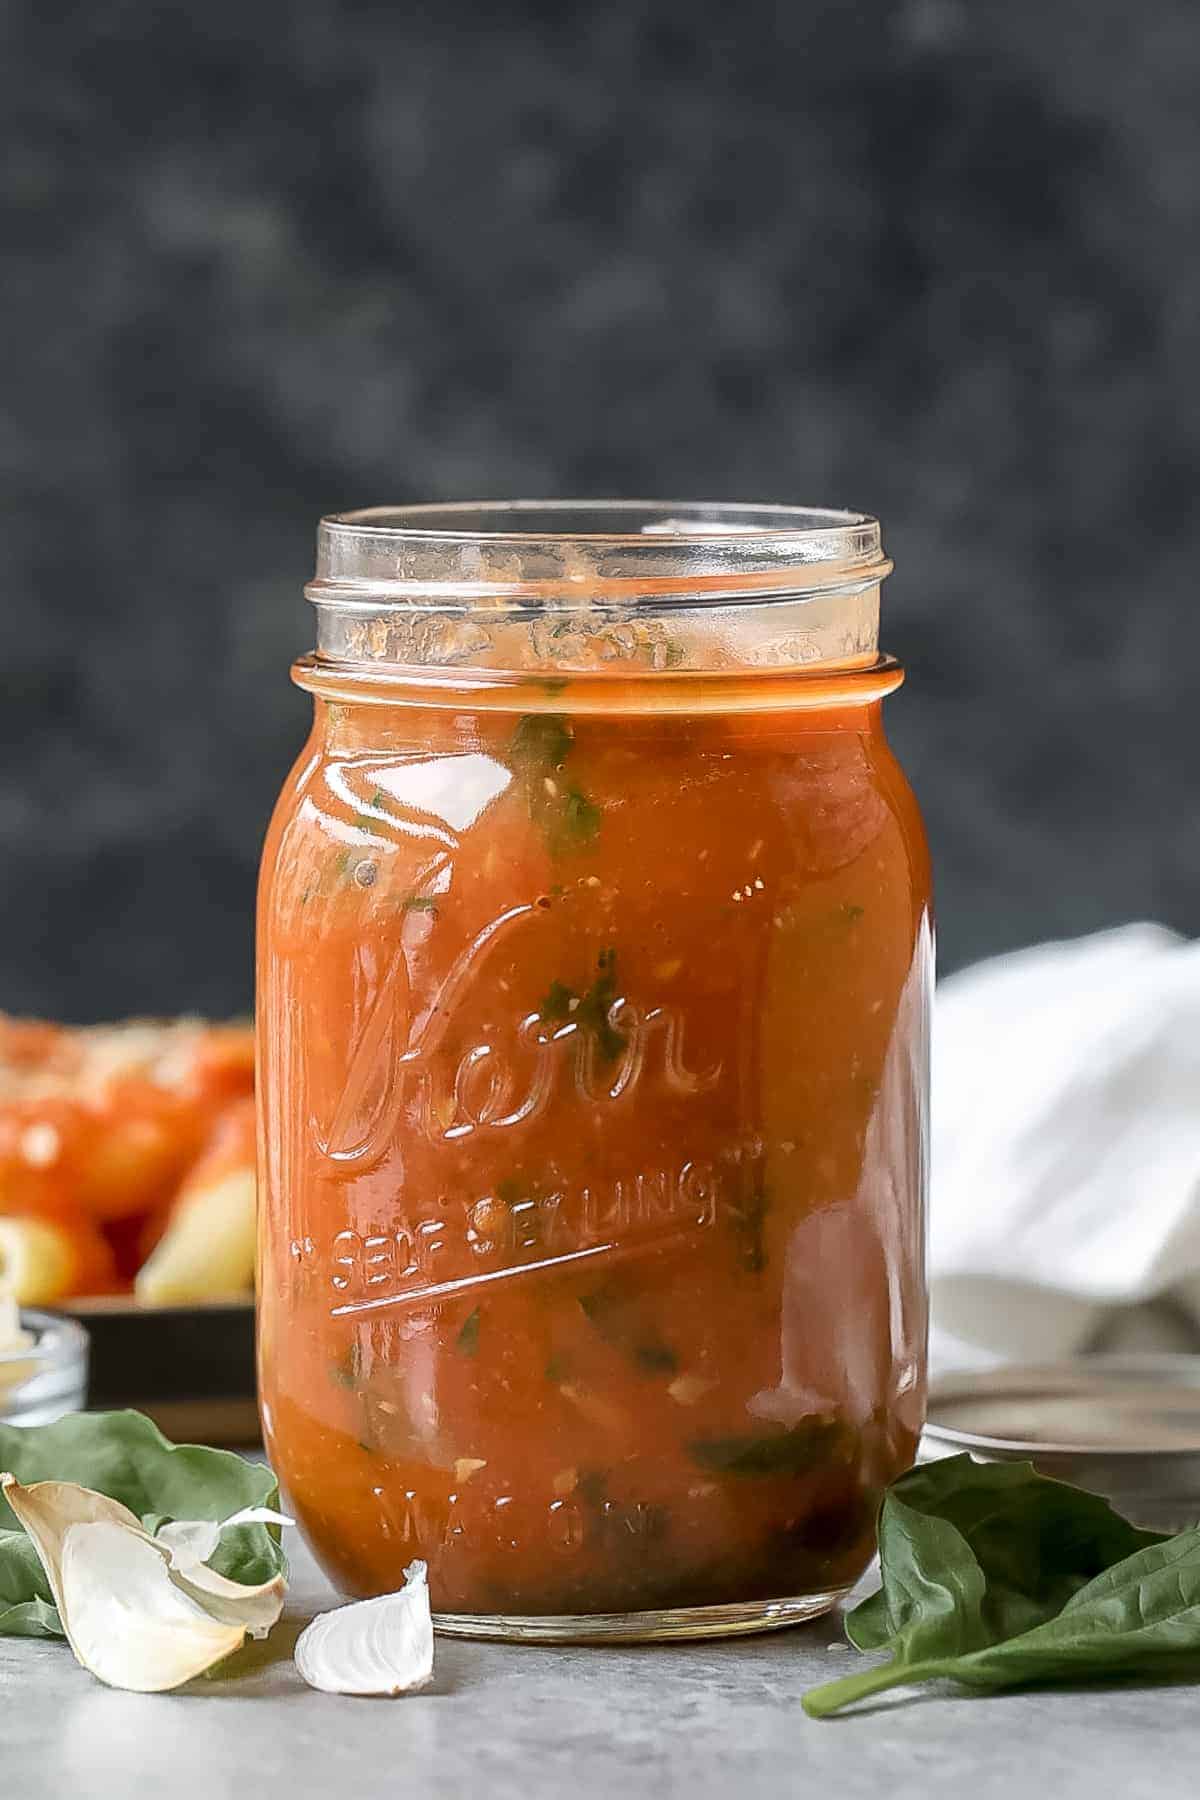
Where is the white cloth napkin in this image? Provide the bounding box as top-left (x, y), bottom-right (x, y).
top-left (931, 923), bottom-right (1200, 1371)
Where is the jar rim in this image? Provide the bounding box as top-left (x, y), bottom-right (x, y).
top-left (308, 500), bottom-right (891, 679)
top-left (321, 498), bottom-right (878, 552)
top-left (311, 499), bottom-right (889, 608)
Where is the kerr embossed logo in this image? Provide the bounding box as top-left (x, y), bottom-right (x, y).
top-left (313, 901), bottom-right (722, 1166)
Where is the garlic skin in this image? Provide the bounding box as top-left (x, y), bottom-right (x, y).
top-left (156, 1505), bottom-right (294, 1572)
top-left (295, 1560), bottom-right (434, 1697)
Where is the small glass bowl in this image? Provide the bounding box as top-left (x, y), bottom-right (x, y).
top-left (0, 1310), bottom-right (89, 1425)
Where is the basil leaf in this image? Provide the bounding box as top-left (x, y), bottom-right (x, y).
top-left (0, 1597), bottom-right (61, 1638)
top-left (804, 1455), bottom-right (1176, 1718)
top-left (0, 1529), bottom-right (59, 1636)
top-left (810, 1529), bottom-right (1200, 1716)
top-left (0, 1409), bottom-right (286, 1637)
top-left (852, 1456), bottom-right (1164, 1652)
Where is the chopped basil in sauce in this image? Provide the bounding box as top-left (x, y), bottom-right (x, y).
top-left (508, 713), bottom-right (602, 856)
top-left (688, 1419), bottom-right (846, 1477)
top-left (539, 947), bottom-right (626, 1062)
top-left (579, 1284), bottom-right (679, 1377)
top-left (456, 1307), bottom-right (481, 1358)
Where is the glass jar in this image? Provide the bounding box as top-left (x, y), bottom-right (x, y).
top-left (257, 502), bottom-right (932, 1642)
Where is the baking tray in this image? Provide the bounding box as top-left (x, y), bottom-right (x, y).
top-left (62, 1297), bottom-right (259, 1445)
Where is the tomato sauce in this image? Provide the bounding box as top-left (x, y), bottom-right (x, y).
top-left (258, 656), bottom-right (931, 1628)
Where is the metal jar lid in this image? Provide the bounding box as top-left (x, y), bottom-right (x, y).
top-left (922, 1354), bottom-right (1200, 1534)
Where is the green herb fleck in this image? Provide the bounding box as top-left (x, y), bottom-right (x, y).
top-left (401, 894), bottom-right (439, 916)
top-left (663, 640), bottom-right (686, 668)
top-left (545, 1351), bottom-right (571, 1384)
top-left (456, 1307), bottom-right (481, 1358)
top-left (539, 980), bottom-right (576, 1025)
top-left (688, 1419), bottom-right (845, 1478)
top-left (508, 713), bottom-right (602, 856)
top-left (539, 948), bottom-right (626, 1062)
top-left (841, 902), bottom-right (865, 924)
top-left (535, 676), bottom-right (570, 696)
top-left (580, 1284), bottom-right (678, 1377)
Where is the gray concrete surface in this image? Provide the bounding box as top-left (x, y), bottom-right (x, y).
top-left (2, 1529), bottom-right (1195, 1799)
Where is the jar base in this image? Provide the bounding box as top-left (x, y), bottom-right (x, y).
top-left (432, 1588), bottom-right (850, 1644)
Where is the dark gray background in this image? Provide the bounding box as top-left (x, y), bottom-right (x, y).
top-left (3, 0), bottom-right (1197, 1021)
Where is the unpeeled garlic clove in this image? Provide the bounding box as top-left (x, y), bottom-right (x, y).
top-left (59, 1520), bottom-right (246, 1693)
top-left (294, 1560), bottom-right (433, 1696)
top-left (2, 1474), bottom-right (290, 1690)
top-left (1, 1474), bottom-right (147, 1621)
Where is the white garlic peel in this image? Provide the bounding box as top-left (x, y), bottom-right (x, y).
top-left (295, 1560), bottom-right (434, 1696)
top-left (156, 1505), bottom-right (294, 1573)
top-left (1, 1474), bottom-right (289, 1690)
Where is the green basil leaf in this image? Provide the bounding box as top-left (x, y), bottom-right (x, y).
top-left (856, 1496), bottom-right (991, 1664)
top-left (805, 1455), bottom-right (1177, 1718)
top-left (0, 1409), bottom-right (286, 1635)
top-left (0, 1529), bottom-right (59, 1636)
top-left (0, 1596), bottom-right (62, 1638)
top-left (812, 1528), bottom-right (1200, 1716)
top-left (951, 1529), bottom-right (1200, 1686)
top-left (853, 1456), bottom-right (1164, 1653)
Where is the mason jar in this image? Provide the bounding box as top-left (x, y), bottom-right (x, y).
top-left (257, 501), bottom-right (931, 1641)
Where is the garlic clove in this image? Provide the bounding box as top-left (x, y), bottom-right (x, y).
top-left (59, 1520), bottom-right (246, 1692)
top-left (1, 1474), bottom-right (148, 1620)
top-left (294, 1559), bottom-right (433, 1696)
top-left (3, 1475), bottom-right (290, 1688)
top-left (156, 1505), bottom-right (294, 1572)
